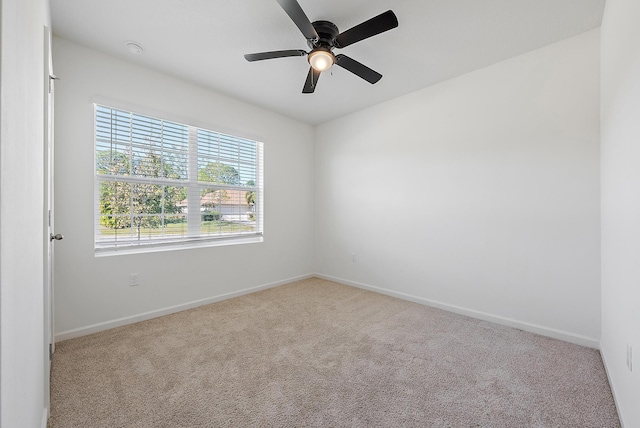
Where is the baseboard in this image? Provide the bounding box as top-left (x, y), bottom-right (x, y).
top-left (600, 345), bottom-right (627, 427)
top-left (55, 272), bottom-right (599, 349)
top-left (55, 273), bottom-right (314, 342)
top-left (315, 273), bottom-right (600, 349)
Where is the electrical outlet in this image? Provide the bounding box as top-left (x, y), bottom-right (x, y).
top-left (129, 273), bottom-right (140, 286)
top-left (352, 253), bottom-right (356, 262)
top-left (627, 344), bottom-right (633, 372)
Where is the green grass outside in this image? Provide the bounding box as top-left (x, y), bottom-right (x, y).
top-left (99, 220), bottom-right (255, 237)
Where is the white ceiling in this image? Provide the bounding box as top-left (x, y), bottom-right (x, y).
top-left (50, 0), bottom-right (606, 125)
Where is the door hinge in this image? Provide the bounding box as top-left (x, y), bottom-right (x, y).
top-left (49, 343), bottom-right (53, 361)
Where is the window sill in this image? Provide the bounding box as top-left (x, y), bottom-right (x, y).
top-left (94, 234), bottom-right (263, 257)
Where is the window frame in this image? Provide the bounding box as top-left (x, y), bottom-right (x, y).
top-left (93, 100), bottom-right (264, 255)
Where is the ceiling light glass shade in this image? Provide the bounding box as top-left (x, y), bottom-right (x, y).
top-left (308, 49), bottom-right (335, 72)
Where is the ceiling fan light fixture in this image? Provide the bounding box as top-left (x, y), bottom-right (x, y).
top-left (308, 48), bottom-right (334, 72)
top-left (244, 0), bottom-right (398, 93)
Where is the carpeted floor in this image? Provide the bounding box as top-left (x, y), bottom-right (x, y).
top-left (49, 278), bottom-right (620, 427)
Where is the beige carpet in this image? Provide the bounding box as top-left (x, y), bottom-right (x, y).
top-left (49, 278), bottom-right (620, 427)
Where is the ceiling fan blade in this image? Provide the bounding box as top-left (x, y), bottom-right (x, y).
top-left (244, 50), bottom-right (307, 62)
top-left (302, 67), bottom-right (321, 93)
top-left (335, 54), bottom-right (382, 84)
top-left (335, 10), bottom-right (398, 48)
top-left (276, 0), bottom-right (319, 41)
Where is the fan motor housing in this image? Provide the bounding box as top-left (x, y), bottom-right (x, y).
top-left (309, 20), bottom-right (339, 49)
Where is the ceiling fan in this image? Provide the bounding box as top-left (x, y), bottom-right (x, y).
top-left (244, 0), bottom-right (398, 94)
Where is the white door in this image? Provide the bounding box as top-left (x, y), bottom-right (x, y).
top-left (43, 25), bottom-right (61, 414)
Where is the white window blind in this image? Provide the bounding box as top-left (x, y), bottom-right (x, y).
top-left (95, 104), bottom-right (263, 253)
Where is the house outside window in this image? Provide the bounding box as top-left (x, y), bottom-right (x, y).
top-left (94, 104), bottom-right (263, 254)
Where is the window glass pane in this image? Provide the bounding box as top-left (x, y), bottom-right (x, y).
top-left (96, 106), bottom-right (188, 180)
top-left (199, 189), bottom-right (256, 236)
top-left (97, 180), bottom-right (188, 243)
top-left (197, 129), bottom-right (257, 187)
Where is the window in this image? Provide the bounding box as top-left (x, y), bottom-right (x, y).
top-left (94, 104), bottom-right (263, 253)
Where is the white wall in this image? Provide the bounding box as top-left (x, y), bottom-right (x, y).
top-left (52, 38), bottom-right (315, 337)
top-left (0, 0), bottom-right (50, 426)
top-left (600, 0), bottom-right (640, 425)
top-left (315, 30), bottom-right (601, 347)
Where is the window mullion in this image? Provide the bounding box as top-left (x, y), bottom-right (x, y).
top-left (256, 142), bottom-right (263, 234)
top-left (187, 126), bottom-right (200, 236)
